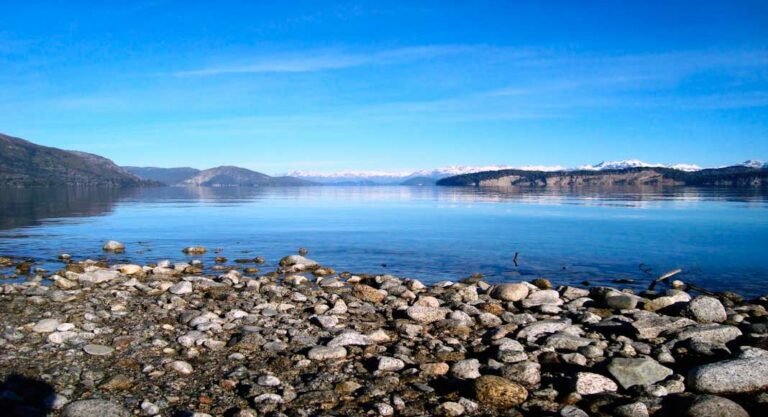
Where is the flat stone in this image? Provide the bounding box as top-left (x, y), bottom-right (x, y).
top-left (521, 289), bottom-right (562, 308)
top-left (83, 344), bottom-right (114, 356)
top-left (491, 283), bottom-right (529, 302)
top-left (62, 399), bottom-right (129, 417)
top-left (307, 345), bottom-right (347, 360)
top-left (631, 314), bottom-right (695, 339)
top-left (688, 357), bottom-right (768, 394)
top-left (435, 401), bottom-right (465, 417)
top-left (666, 324), bottom-right (742, 344)
top-left (517, 319), bottom-right (574, 342)
top-left (606, 294), bottom-right (638, 310)
top-left (32, 318), bottom-right (60, 333)
top-left (573, 372), bottom-right (618, 395)
top-left (353, 284), bottom-right (387, 303)
top-left (182, 246), bottom-right (207, 254)
top-left (327, 331), bottom-right (371, 347)
top-left (606, 357), bottom-right (672, 388)
top-left (420, 362), bottom-right (450, 376)
top-left (685, 296), bottom-right (727, 323)
top-left (501, 361), bottom-right (541, 388)
top-left (473, 375), bottom-right (528, 407)
top-left (684, 395), bottom-right (749, 417)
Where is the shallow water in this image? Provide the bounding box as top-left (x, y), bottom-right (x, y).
top-left (1, 186), bottom-right (767, 296)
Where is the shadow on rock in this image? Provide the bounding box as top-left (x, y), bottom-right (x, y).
top-left (0, 374), bottom-right (56, 417)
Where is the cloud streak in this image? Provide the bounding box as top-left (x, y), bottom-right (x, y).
top-left (175, 45), bottom-right (471, 76)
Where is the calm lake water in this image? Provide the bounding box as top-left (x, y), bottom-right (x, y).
top-left (1, 186), bottom-right (767, 296)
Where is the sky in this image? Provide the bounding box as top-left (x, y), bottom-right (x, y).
top-left (0, 1), bottom-right (766, 174)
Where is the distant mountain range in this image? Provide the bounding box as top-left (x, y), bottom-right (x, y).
top-left (1, 132), bottom-right (766, 188)
top-left (437, 165), bottom-right (768, 187)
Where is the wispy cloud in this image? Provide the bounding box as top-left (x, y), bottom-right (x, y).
top-left (174, 45), bottom-right (471, 76)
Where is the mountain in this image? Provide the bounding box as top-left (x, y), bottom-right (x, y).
top-left (0, 133), bottom-right (149, 187)
top-left (287, 165), bottom-right (519, 185)
top-left (437, 166), bottom-right (768, 188)
top-left (740, 160), bottom-right (768, 169)
top-left (578, 159), bottom-right (702, 172)
top-left (183, 166), bottom-right (314, 187)
top-left (400, 176), bottom-right (437, 186)
top-left (123, 166), bottom-right (200, 185)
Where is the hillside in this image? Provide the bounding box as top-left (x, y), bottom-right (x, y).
top-left (123, 166), bottom-right (200, 185)
top-left (182, 166), bottom-right (314, 187)
top-left (437, 166), bottom-right (768, 187)
top-left (0, 133), bottom-right (149, 187)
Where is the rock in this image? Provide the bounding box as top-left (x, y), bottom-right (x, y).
top-left (451, 359), bottom-right (481, 380)
top-left (631, 314), bottom-right (695, 339)
top-left (32, 318), bottom-right (60, 333)
top-left (406, 306), bottom-right (448, 324)
top-left (62, 399), bottom-right (130, 417)
top-left (308, 345), bottom-right (347, 360)
top-left (102, 240), bottom-right (125, 252)
top-left (688, 357), bottom-right (768, 393)
top-left (501, 361), bottom-right (541, 388)
top-left (421, 362), bottom-right (450, 376)
top-left (531, 278), bottom-right (552, 289)
top-left (684, 395), bottom-right (749, 417)
top-left (328, 331), bottom-right (371, 347)
top-left (517, 319), bottom-right (573, 342)
top-left (685, 296), bottom-right (727, 323)
top-left (168, 360), bottom-right (194, 375)
top-left (473, 375), bottom-right (528, 407)
top-left (118, 264), bottom-right (143, 275)
top-left (83, 344), bottom-right (114, 356)
top-left (182, 246), bottom-right (207, 254)
top-left (645, 290), bottom-right (691, 311)
top-left (169, 281), bottom-right (193, 295)
top-left (574, 372), bottom-right (618, 395)
top-left (378, 356), bottom-right (406, 372)
top-left (491, 283), bottom-right (529, 302)
top-left (522, 289), bottom-right (562, 308)
top-left (48, 331), bottom-right (77, 344)
top-left (313, 315), bottom-right (339, 329)
top-left (606, 357), bottom-right (673, 389)
top-left (435, 401), bottom-right (465, 416)
top-left (606, 294), bottom-right (638, 310)
top-left (666, 324), bottom-right (742, 344)
top-left (257, 375), bottom-right (281, 386)
top-left (613, 402), bottom-right (649, 417)
top-left (353, 284), bottom-right (386, 303)
top-left (100, 374), bottom-right (134, 391)
top-left (560, 406), bottom-right (589, 417)
top-left (278, 255), bottom-right (318, 271)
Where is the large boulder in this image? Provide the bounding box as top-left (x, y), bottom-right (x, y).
top-left (688, 357), bottom-right (768, 394)
top-left (684, 296), bottom-right (727, 323)
top-left (684, 395), bottom-right (749, 417)
top-left (491, 283), bottom-right (529, 302)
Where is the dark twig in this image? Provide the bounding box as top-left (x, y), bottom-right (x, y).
top-left (513, 252), bottom-right (519, 267)
top-left (648, 268), bottom-right (682, 291)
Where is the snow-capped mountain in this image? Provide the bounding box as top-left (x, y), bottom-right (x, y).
top-left (578, 160), bottom-right (702, 172)
top-left (287, 165), bottom-right (570, 184)
top-left (740, 160), bottom-right (768, 169)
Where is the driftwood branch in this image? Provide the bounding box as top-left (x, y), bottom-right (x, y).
top-left (513, 252), bottom-right (519, 267)
top-left (647, 268), bottom-right (683, 291)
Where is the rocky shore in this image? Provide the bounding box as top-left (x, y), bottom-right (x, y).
top-left (1, 247), bottom-right (767, 417)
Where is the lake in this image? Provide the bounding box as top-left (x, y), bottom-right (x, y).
top-left (1, 186), bottom-right (767, 296)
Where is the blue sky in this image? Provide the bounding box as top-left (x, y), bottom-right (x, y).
top-left (0, 1), bottom-right (766, 173)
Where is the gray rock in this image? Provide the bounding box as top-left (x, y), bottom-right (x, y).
top-left (168, 360), bottom-right (194, 375)
top-left (560, 405), bottom-right (589, 417)
top-left (544, 333), bottom-right (592, 351)
top-left (435, 401), bottom-right (465, 417)
top-left (667, 324), bottom-right (742, 344)
top-left (378, 356), bottom-right (406, 372)
top-left (574, 372), bottom-right (618, 395)
top-left (102, 240), bottom-right (125, 252)
top-left (631, 314), bottom-right (695, 339)
top-left (613, 402), bottom-right (649, 417)
top-left (606, 357), bottom-right (673, 389)
top-left (501, 361), bottom-right (540, 388)
top-left (606, 294), bottom-right (638, 310)
top-left (451, 359), bottom-right (481, 380)
top-left (688, 357), bottom-right (768, 394)
top-left (685, 296), bottom-right (727, 323)
top-left (327, 331), bottom-right (371, 347)
top-left (32, 318), bottom-right (60, 333)
top-left (83, 344), bottom-right (114, 356)
top-left (307, 345), bottom-right (347, 360)
top-left (406, 306), bottom-right (448, 324)
top-left (517, 319), bottom-right (574, 342)
top-left (522, 289), bottom-right (562, 308)
top-left (684, 395), bottom-right (749, 417)
top-left (168, 281), bottom-right (192, 295)
top-left (62, 399), bottom-right (129, 417)
top-left (491, 283), bottom-right (529, 302)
